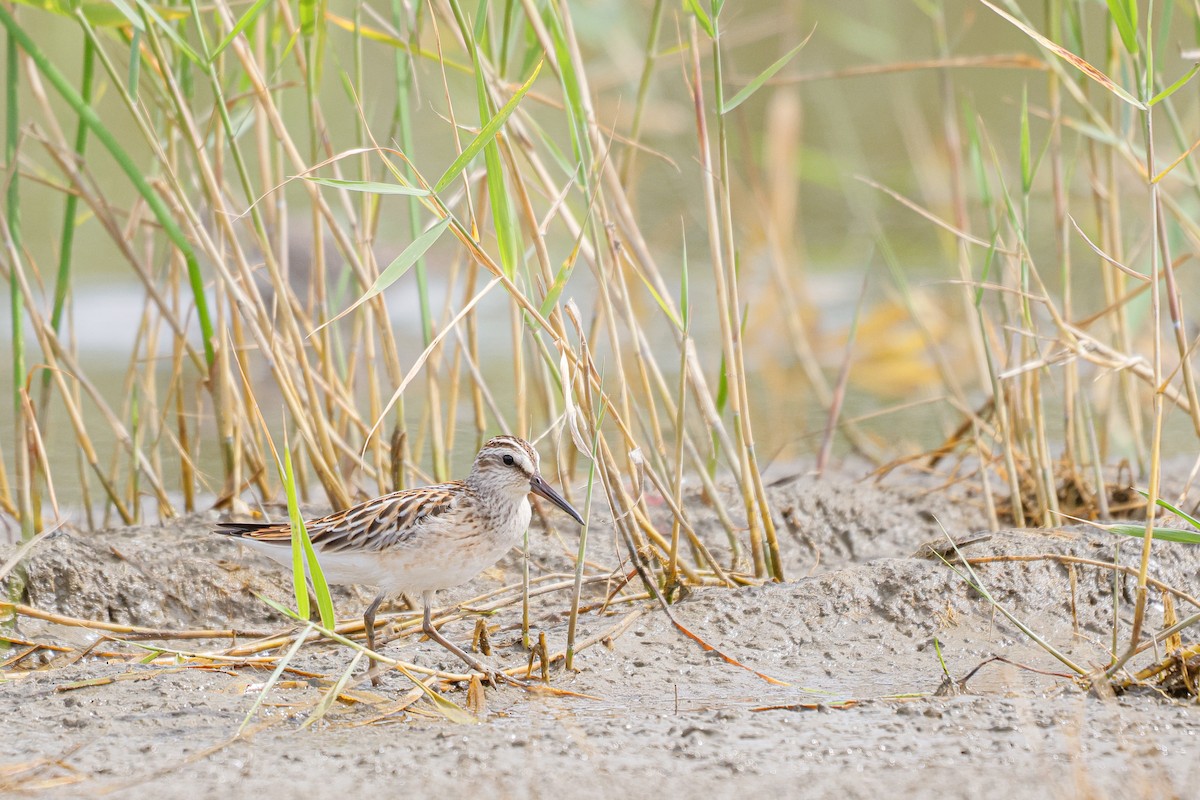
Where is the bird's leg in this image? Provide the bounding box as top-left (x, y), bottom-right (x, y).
top-left (421, 591), bottom-right (526, 687)
top-left (363, 592), bottom-right (387, 687)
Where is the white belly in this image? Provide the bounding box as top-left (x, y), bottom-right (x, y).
top-left (238, 498), bottom-right (531, 596)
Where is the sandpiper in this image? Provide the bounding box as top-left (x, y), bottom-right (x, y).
top-left (215, 435), bottom-right (584, 685)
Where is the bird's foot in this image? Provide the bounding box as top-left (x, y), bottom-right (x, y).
top-left (481, 667), bottom-right (527, 688)
top-left (366, 664), bottom-right (384, 688)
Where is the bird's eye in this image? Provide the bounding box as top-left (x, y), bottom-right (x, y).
top-left (503, 454), bottom-right (515, 466)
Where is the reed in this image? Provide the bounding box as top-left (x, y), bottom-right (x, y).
top-left (0, 0), bottom-right (1198, 695)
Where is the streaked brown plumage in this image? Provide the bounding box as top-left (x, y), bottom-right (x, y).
top-left (216, 435), bottom-right (584, 685)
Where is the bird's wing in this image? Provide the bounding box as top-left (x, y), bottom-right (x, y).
top-left (216, 482), bottom-right (465, 553)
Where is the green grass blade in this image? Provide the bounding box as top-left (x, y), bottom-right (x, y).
top-left (283, 444), bottom-right (336, 627)
top-left (538, 243), bottom-right (580, 319)
top-left (14, 0), bottom-right (152, 28)
top-left (210, 0), bottom-right (273, 61)
top-left (312, 216), bottom-right (453, 335)
top-left (1099, 523), bottom-right (1200, 545)
top-left (0, 5), bottom-right (216, 367)
top-left (389, 14), bottom-right (434, 346)
top-left (962, 99), bottom-right (992, 211)
top-left (304, 176), bottom-right (429, 195)
top-left (134, 0), bottom-right (202, 64)
top-left (721, 32), bottom-right (812, 114)
top-left (1019, 83), bottom-right (1031, 194)
top-left (454, 0), bottom-right (523, 281)
top-left (126, 29), bottom-right (140, 96)
top-left (300, 0), bottom-right (317, 37)
top-left (1150, 62), bottom-right (1200, 105)
top-left (301, 528), bottom-right (336, 628)
top-left (6, 24), bottom-right (32, 542)
top-left (1134, 489), bottom-right (1200, 532)
top-left (481, 111), bottom-right (520, 279)
top-left (933, 542), bottom-right (1086, 675)
top-left (631, 264), bottom-right (682, 330)
top-left (322, 12), bottom-right (470, 72)
top-left (932, 636), bottom-right (952, 681)
top-left (433, 59), bottom-right (542, 193)
top-left (685, 0), bottom-right (714, 38)
top-left (1144, 0), bottom-right (1154, 99)
top-left (715, 353), bottom-right (729, 415)
top-left (472, 0), bottom-right (488, 46)
top-left (1104, 0), bottom-right (1139, 54)
top-left (301, 651), bottom-right (364, 729)
top-left (284, 447), bottom-right (310, 621)
top-left (108, 0), bottom-right (142, 28)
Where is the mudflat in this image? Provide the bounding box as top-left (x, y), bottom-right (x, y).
top-left (3, 472), bottom-right (1198, 798)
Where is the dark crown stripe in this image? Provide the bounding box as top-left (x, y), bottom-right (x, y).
top-left (481, 435), bottom-right (538, 471)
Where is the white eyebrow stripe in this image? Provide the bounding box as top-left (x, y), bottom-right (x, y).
top-left (481, 435), bottom-right (540, 472)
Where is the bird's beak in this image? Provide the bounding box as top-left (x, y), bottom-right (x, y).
top-left (530, 474), bottom-right (585, 525)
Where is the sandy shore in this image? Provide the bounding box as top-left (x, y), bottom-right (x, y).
top-left (2, 472), bottom-right (1198, 798)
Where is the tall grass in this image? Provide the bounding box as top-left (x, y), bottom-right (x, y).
top-left (0, 0), bottom-right (784, 585)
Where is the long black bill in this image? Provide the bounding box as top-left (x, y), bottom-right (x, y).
top-left (530, 474), bottom-right (585, 525)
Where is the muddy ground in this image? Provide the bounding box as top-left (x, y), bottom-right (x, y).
top-left (2, 470), bottom-right (1198, 798)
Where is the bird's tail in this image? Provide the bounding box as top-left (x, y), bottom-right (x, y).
top-left (214, 520), bottom-right (280, 538)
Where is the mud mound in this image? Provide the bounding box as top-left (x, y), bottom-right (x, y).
top-left (573, 526), bottom-right (1199, 702)
top-left (1, 514), bottom-right (357, 631)
top-left (658, 472), bottom-right (994, 578)
top-left (765, 473), bottom-right (991, 570)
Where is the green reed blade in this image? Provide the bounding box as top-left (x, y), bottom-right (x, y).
top-left (1150, 62), bottom-right (1200, 106)
top-left (1100, 523), bottom-right (1200, 545)
top-left (478, 85), bottom-right (521, 280)
top-left (283, 444), bottom-right (335, 628)
top-left (299, 0), bottom-right (317, 36)
top-left (108, 0), bottom-right (141, 28)
top-left (6, 26), bottom-right (32, 543)
top-left (1135, 489), bottom-right (1200, 531)
top-left (301, 650), bottom-right (364, 729)
top-left (497, 0), bottom-right (516, 74)
top-left (1105, 0), bottom-right (1139, 55)
top-left (313, 216), bottom-right (452, 335)
top-left (13, 0), bottom-right (151, 28)
top-left (303, 176), bottom-right (429, 195)
top-left (538, 242), bottom-right (580, 319)
top-left (433, 59), bottom-right (542, 193)
top-left (0, 5), bottom-right (216, 367)
top-left (934, 544), bottom-right (1086, 676)
top-left (685, 0), bottom-right (714, 38)
top-left (133, 0), bottom-right (201, 64)
top-left (126, 28), bottom-right (140, 95)
top-left (1019, 83), bottom-right (1031, 194)
top-left (721, 34), bottom-right (811, 115)
top-left (209, 0), bottom-right (273, 62)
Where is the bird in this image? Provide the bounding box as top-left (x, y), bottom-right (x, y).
top-left (215, 435), bottom-right (585, 685)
